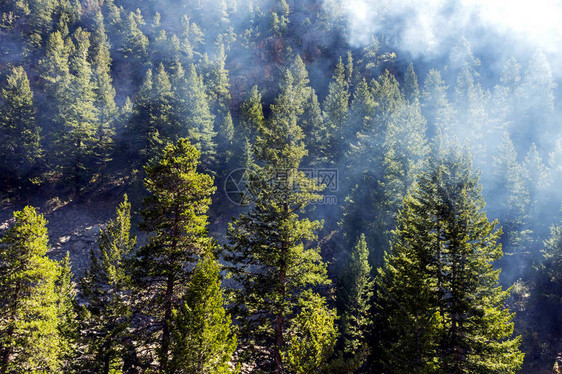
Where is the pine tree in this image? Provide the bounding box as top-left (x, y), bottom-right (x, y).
top-left (269, 0), bottom-right (289, 37)
top-left (239, 84), bottom-right (265, 139)
top-left (421, 69), bottom-right (454, 139)
top-left (379, 99), bottom-right (427, 216)
top-left (127, 64), bottom-right (186, 166)
top-left (200, 45), bottom-right (231, 117)
top-left (0, 206), bottom-right (74, 373)
top-left (284, 291), bottom-right (338, 374)
top-left (288, 56), bottom-right (328, 166)
top-left (290, 56), bottom-right (312, 110)
top-left (323, 57), bottom-right (350, 163)
top-left (492, 132), bottom-right (530, 280)
top-left (90, 11), bottom-right (117, 181)
top-left (216, 110), bottom-right (235, 167)
top-left (173, 64), bottom-right (217, 168)
top-left (133, 138), bottom-right (216, 372)
top-left (0, 66), bottom-right (42, 193)
top-left (226, 68), bottom-right (333, 374)
top-left (404, 62), bottom-right (419, 103)
top-left (522, 143), bottom-right (549, 228)
top-left (520, 225), bottom-right (562, 370)
top-left (374, 147), bottom-right (524, 373)
top-left (454, 66), bottom-right (488, 155)
top-left (347, 77), bottom-right (377, 141)
top-left (39, 30), bottom-right (71, 167)
top-left (121, 11), bottom-right (149, 78)
top-left (343, 71), bottom-right (426, 262)
top-left (126, 68), bottom-right (161, 164)
top-left (79, 195), bottom-right (137, 374)
top-left (513, 49), bottom-right (556, 152)
top-left (52, 28), bottom-right (99, 196)
top-left (301, 90), bottom-right (327, 167)
top-left (337, 234), bottom-right (373, 361)
top-left (170, 254), bottom-right (237, 374)
top-left (56, 252), bottom-right (78, 372)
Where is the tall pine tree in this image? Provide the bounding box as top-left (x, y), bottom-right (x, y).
top-left (226, 68), bottom-right (334, 374)
top-left (133, 138), bottom-right (216, 372)
top-left (170, 253), bottom-right (237, 374)
top-left (0, 66), bottom-right (42, 194)
top-left (0, 206), bottom-right (74, 373)
top-left (374, 147), bottom-right (524, 373)
top-left (79, 195), bottom-right (137, 374)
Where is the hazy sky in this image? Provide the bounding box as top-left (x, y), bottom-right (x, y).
top-left (337, 0), bottom-right (562, 71)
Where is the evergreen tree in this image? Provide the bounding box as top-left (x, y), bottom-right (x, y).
top-left (284, 291), bottom-right (338, 374)
top-left (126, 68), bottom-right (161, 164)
top-left (421, 69), bottom-right (454, 139)
top-left (216, 110), bottom-right (235, 167)
top-left (39, 30), bottom-right (72, 166)
top-left (521, 143), bottom-right (549, 241)
top-left (127, 64), bottom-right (187, 166)
top-left (301, 90), bottom-right (327, 167)
top-left (404, 62), bottom-right (419, 103)
top-left (290, 56), bottom-right (312, 110)
top-left (343, 71), bottom-right (425, 261)
top-left (513, 49), bottom-right (556, 152)
top-left (0, 66), bottom-right (42, 193)
top-left (226, 68), bottom-right (333, 374)
top-left (90, 11), bottom-right (117, 181)
top-left (121, 11), bottom-right (149, 79)
top-left (170, 254), bottom-right (237, 374)
top-left (173, 64), bottom-right (217, 168)
top-left (347, 78), bottom-right (377, 141)
top-left (519, 225), bottom-right (562, 371)
top-left (0, 206), bottom-right (74, 373)
top-left (79, 195), bottom-right (137, 374)
top-left (380, 99), bottom-right (427, 202)
top-left (454, 66), bottom-right (488, 156)
top-left (322, 57), bottom-right (350, 163)
top-left (200, 45), bottom-right (231, 118)
top-left (337, 234), bottom-right (373, 361)
top-left (374, 147), bottom-right (524, 373)
top-left (133, 138), bottom-right (216, 372)
top-left (239, 85), bottom-right (265, 139)
top-left (54, 28), bottom-right (99, 196)
top-left (492, 132), bottom-right (530, 280)
top-left (56, 252), bottom-right (78, 372)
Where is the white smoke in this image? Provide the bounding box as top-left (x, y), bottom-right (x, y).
top-left (336, 0), bottom-right (562, 67)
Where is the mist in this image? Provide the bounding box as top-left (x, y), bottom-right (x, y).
top-left (2, 0), bottom-right (562, 372)
top-left (332, 0), bottom-right (562, 76)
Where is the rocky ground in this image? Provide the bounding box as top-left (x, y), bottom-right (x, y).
top-left (0, 187), bottom-right (236, 279)
top-left (0, 194), bottom-right (122, 278)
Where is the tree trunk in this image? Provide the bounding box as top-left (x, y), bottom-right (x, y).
top-left (160, 272), bottom-right (175, 373)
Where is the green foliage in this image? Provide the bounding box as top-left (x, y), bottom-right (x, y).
top-left (226, 67), bottom-right (331, 373)
top-left (337, 234), bottom-right (373, 360)
top-left (133, 138), bottom-right (216, 372)
top-left (170, 254), bottom-right (237, 374)
top-left (284, 291), bottom-right (338, 374)
top-left (0, 66), bottom-right (42, 193)
top-left (404, 62), bottom-right (419, 103)
top-left (374, 147), bottom-right (524, 373)
top-left (323, 57), bottom-right (350, 163)
top-left (173, 64), bottom-right (217, 168)
top-left (421, 69), bottom-right (454, 138)
top-left (91, 11), bottom-right (117, 180)
top-left (240, 85), bottom-right (265, 138)
top-left (79, 195), bottom-right (136, 374)
top-left (0, 206), bottom-right (74, 373)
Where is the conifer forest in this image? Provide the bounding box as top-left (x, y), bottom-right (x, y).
top-left (3, 0), bottom-right (562, 373)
